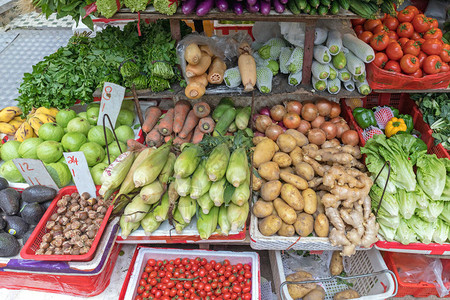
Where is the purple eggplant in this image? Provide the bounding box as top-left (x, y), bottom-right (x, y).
top-left (247, 0), bottom-right (257, 6)
top-left (196, 0), bottom-right (215, 16)
top-left (215, 0), bottom-right (228, 11)
top-left (279, 0), bottom-right (288, 4)
top-left (232, 1), bottom-right (244, 14)
top-left (272, 0), bottom-right (285, 13)
top-left (182, 0), bottom-right (197, 14)
top-left (246, 0), bottom-right (260, 12)
top-left (260, 0), bottom-right (271, 14)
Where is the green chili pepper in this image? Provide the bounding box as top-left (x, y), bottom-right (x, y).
top-left (353, 107), bottom-right (377, 129)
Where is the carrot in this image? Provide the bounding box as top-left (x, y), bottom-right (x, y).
top-left (238, 53), bottom-right (256, 92)
top-left (179, 110), bottom-right (199, 139)
top-left (207, 57), bottom-right (227, 84)
top-left (142, 106), bottom-right (162, 133)
top-left (164, 134), bottom-right (174, 143)
top-left (127, 139), bottom-right (147, 152)
top-left (191, 125), bottom-right (204, 144)
top-left (173, 100), bottom-right (191, 134)
top-left (188, 73), bottom-right (208, 87)
top-left (193, 102), bottom-right (211, 118)
top-left (198, 117), bottom-right (215, 134)
top-left (185, 53), bottom-right (211, 78)
top-left (185, 43), bottom-right (202, 65)
top-left (185, 82), bottom-right (206, 100)
top-left (200, 45), bottom-right (213, 57)
top-left (146, 126), bottom-right (163, 148)
top-left (158, 108), bottom-right (174, 136)
top-left (174, 130), bottom-right (193, 146)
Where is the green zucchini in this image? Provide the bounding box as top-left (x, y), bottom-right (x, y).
top-left (310, 7), bottom-right (317, 14)
top-left (288, 0), bottom-right (301, 14)
top-left (213, 108), bottom-right (236, 137)
top-left (318, 5), bottom-right (328, 15)
top-left (349, 0), bottom-right (378, 19)
top-left (330, 0), bottom-right (340, 14)
top-left (337, 0), bottom-right (349, 10)
top-left (320, 0), bottom-right (331, 7)
top-left (303, 3), bottom-right (311, 13)
top-left (308, 0), bottom-right (320, 9)
top-left (295, 0), bottom-right (307, 10)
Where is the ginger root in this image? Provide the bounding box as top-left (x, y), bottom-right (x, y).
top-left (360, 213), bottom-right (379, 248)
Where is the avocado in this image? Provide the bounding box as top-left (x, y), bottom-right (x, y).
top-left (22, 185), bottom-right (57, 203)
top-left (41, 200), bottom-right (52, 211)
top-left (20, 203), bottom-right (45, 225)
top-left (0, 177), bottom-right (9, 191)
top-left (3, 215), bottom-right (29, 238)
top-left (0, 188), bottom-right (20, 215)
top-left (0, 232), bottom-right (20, 257)
top-left (21, 226), bottom-right (35, 244)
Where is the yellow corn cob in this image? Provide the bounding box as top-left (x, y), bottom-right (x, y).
top-left (28, 117), bottom-right (44, 134)
top-left (0, 122), bottom-right (16, 135)
top-left (34, 113), bottom-right (55, 124)
top-left (35, 107), bottom-right (58, 117)
top-left (15, 122), bottom-right (33, 141)
top-left (8, 119), bottom-right (24, 131)
top-left (0, 107), bottom-right (21, 123)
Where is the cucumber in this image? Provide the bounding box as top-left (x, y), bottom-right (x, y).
top-left (310, 7), bottom-right (318, 14)
top-left (303, 3), bottom-right (311, 13)
top-left (318, 5), bottom-right (328, 15)
top-left (320, 0), bottom-right (331, 7)
top-left (330, 0), bottom-right (339, 14)
top-left (213, 108), bottom-right (236, 137)
top-left (308, 0), bottom-right (320, 8)
top-left (295, 0), bottom-right (307, 10)
top-left (288, 0), bottom-right (301, 14)
top-left (337, 0), bottom-right (349, 9)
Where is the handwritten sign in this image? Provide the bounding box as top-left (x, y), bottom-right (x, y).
top-left (64, 152), bottom-right (96, 197)
top-left (98, 82), bottom-right (126, 130)
top-left (12, 158), bottom-right (59, 190)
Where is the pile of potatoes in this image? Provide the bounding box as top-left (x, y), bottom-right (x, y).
top-left (252, 130), bottom-right (330, 238)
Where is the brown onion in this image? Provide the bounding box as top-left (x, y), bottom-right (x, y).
top-left (315, 99), bottom-right (332, 117)
top-left (265, 124), bottom-right (284, 141)
top-left (255, 115), bottom-right (272, 133)
top-left (336, 122), bottom-right (350, 139)
top-left (320, 121), bottom-right (337, 140)
top-left (341, 130), bottom-right (359, 146)
top-left (285, 100), bottom-right (302, 115)
top-left (308, 128), bottom-right (327, 145)
top-left (311, 116), bottom-right (325, 128)
top-left (301, 103), bottom-right (319, 122)
top-left (329, 102), bottom-right (341, 118)
top-left (270, 105), bottom-right (286, 122)
top-left (331, 117), bottom-right (344, 124)
top-left (297, 120), bottom-right (311, 134)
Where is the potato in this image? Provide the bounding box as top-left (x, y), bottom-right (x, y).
top-left (280, 167), bottom-right (295, 174)
top-left (258, 215), bottom-right (282, 236)
top-left (280, 172), bottom-right (308, 190)
top-left (258, 161), bottom-right (280, 181)
top-left (304, 286), bottom-right (326, 300)
top-left (278, 222), bottom-right (295, 237)
top-left (252, 136), bottom-right (266, 145)
top-left (277, 133), bottom-right (297, 153)
top-left (286, 129), bottom-right (309, 147)
top-left (294, 213), bottom-right (314, 237)
top-left (273, 152), bottom-right (292, 168)
top-left (252, 199), bottom-right (273, 218)
top-left (280, 183), bottom-right (304, 211)
top-left (274, 198), bottom-right (297, 224)
top-left (260, 180), bottom-right (282, 201)
top-left (330, 251), bottom-right (344, 276)
top-left (303, 188), bottom-right (317, 214)
top-left (252, 172), bottom-right (265, 191)
top-left (295, 162), bottom-right (315, 181)
top-left (290, 147), bottom-right (303, 165)
top-left (314, 213), bottom-right (329, 237)
top-left (286, 271), bottom-right (316, 299)
top-left (253, 138), bottom-right (278, 168)
top-left (333, 289), bottom-right (360, 300)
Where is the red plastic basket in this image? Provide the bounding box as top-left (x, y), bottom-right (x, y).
top-left (20, 186), bottom-right (113, 262)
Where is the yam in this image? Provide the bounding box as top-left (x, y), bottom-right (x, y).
top-left (278, 222), bottom-right (295, 237)
top-left (286, 271), bottom-right (316, 299)
top-left (304, 286), bottom-right (326, 300)
top-left (188, 73), bottom-right (208, 86)
top-left (290, 147), bottom-right (303, 165)
top-left (252, 199), bottom-right (273, 218)
top-left (259, 215), bottom-right (282, 236)
top-left (253, 138), bottom-right (278, 168)
top-left (294, 213), bottom-right (314, 237)
top-left (260, 180), bottom-right (282, 201)
top-left (258, 161), bottom-right (280, 181)
top-left (185, 53), bottom-right (212, 78)
top-left (303, 188), bottom-right (317, 214)
top-left (286, 129), bottom-right (309, 147)
top-left (274, 198), bottom-right (297, 225)
top-left (185, 43), bottom-right (202, 65)
top-left (273, 152), bottom-right (292, 168)
top-left (277, 133), bottom-right (297, 153)
top-left (314, 213), bottom-right (329, 237)
top-left (280, 183), bottom-right (304, 211)
top-left (330, 251), bottom-right (344, 276)
top-left (333, 289), bottom-right (360, 300)
top-left (280, 172), bottom-right (308, 190)
top-left (295, 162), bottom-right (315, 181)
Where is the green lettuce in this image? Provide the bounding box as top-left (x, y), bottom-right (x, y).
top-left (406, 215), bottom-right (435, 244)
top-left (417, 154), bottom-right (446, 200)
top-left (397, 189), bottom-right (416, 220)
top-left (441, 158), bottom-right (450, 201)
top-left (413, 185), bottom-right (429, 209)
top-left (440, 202), bottom-right (450, 223)
top-left (416, 200), bottom-right (444, 222)
top-left (433, 219), bottom-right (449, 244)
top-left (394, 219), bottom-right (417, 245)
top-left (378, 209), bottom-right (400, 229)
top-left (370, 185), bottom-right (399, 217)
top-left (379, 223), bottom-right (397, 242)
top-left (389, 133), bottom-right (427, 165)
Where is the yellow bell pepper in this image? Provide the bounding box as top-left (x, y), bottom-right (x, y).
top-left (385, 117), bottom-right (408, 138)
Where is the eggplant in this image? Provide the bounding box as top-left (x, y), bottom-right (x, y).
top-left (273, 0), bottom-right (285, 13)
top-left (246, 0), bottom-right (260, 12)
top-left (232, 1), bottom-right (244, 14)
top-left (279, 0), bottom-right (288, 4)
top-left (196, 0), bottom-right (215, 16)
top-left (182, 0), bottom-right (197, 14)
top-left (247, 0), bottom-right (257, 6)
top-left (260, 0), bottom-right (271, 14)
top-left (215, 0), bottom-right (228, 11)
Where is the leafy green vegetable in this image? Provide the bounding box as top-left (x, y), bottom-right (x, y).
top-left (123, 0), bottom-right (148, 12)
top-left (379, 223), bottom-right (396, 242)
top-left (416, 200), bottom-right (444, 223)
top-left (153, 0), bottom-right (178, 15)
top-left (394, 219), bottom-right (417, 245)
top-left (96, 0), bottom-right (123, 18)
top-left (433, 219), bottom-right (449, 244)
top-left (396, 189), bottom-right (415, 220)
top-left (406, 215), bottom-right (435, 244)
top-left (416, 154), bottom-right (446, 200)
top-left (32, 0), bottom-right (94, 29)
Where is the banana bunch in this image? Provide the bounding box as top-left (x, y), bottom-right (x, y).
top-left (0, 106), bottom-right (24, 136)
top-left (14, 107), bottom-right (59, 142)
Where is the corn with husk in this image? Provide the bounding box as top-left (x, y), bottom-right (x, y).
top-left (209, 177), bottom-right (226, 207)
top-left (174, 144), bottom-right (201, 178)
top-left (99, 151), bottom-right (136, 197)
top-left (227, 201), bottom-right (249, 232)
top-left (197, 193), bottom-right (214, 214)
top-left (140, 181), bottom-right (165, 204)
top-left (178, 196), bottom-right (197, 223)
top-left (123, 194), bottom-right (151, 223)
top-left (218, 205), bottom-right (231, 235)
top-left (133, 142), bottom-right (172, 187)
top-left (154, 191), bottom-right (170, 222)
top-left (159, 152), bottom-right (176, 186)
top-left (173, 207), bottom-right (188, 234)
top-left (190, 161), bottom-right (212, 199)
top-left (197, 206), bottom-right (219, 240)
top-left (226, 148), bottom-right (249, 188)
top-left (175, 176), bottom-right (191, 197)
top-left (205, 143), bottom-right (230, 182)
top-left (120, 215), bottom-right (140, 239)
top-left (231, 181), bottom-right (250, 206)
top-left (141, 211), bottom-right (162, 235)
top-left (168, 181), bottom-right (179, 216)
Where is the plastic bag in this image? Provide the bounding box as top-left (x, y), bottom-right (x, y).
top-left (252, 22), bottom-right (282, 44)
top-left (279, 22), bottom-right (306, 47)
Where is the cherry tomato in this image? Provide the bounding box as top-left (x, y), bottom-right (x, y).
top-left (145, 266), bottom-right (152, 273)
top-left (402, 40), bottom-right (421, 56)
top-left (243, 293), bottom-right (252, 300)
top-left (161, 296), bottom-right (171, 300)
top-left (150, 271), bottom-right (158, 278)
top-left (201, 258), bottom-right (207, 266)
top-left (137, 286), bottom-right (145, 294)
top-left (151, 287), bottom-right (158, 295)
top-left (214, 263), bottom-right (222, 271)
top-left (224, 280), bottom-right (231, 287)
top-left (364, 19), bottom-right (382, 32)
top-left (383, 16), bottom-right (399, 31)
top-left (140, 279), bottom-right (147, 286)
top-left (441, 63), bottom-right (449, 73)
top-left (182, 258), bottom-right (190, 265)
top-left (354, 25), bottom-right (364, 36)
top-left (177, 289), bottom-right (185, 297)
top-left (429, 18), bottom-right (439, 29)
top-left (155, 290), bottom-right (163, 298)
top-left (405, 5), bottom-right (419, 16)
top-left (386, 42), bottom-right (403, 61)
top-left (400, 54), bottom-right (420, 74)
top-left (223, 292), bottom-right (231, 300)
top-left (411, 68), bottom-right (423, 78)
top-left (244, 264), bottom-right (251, 271)
top-left (358, 31), bottom-right (373, 44)
top-left (424, 28), bottom-right (443, 40)
top-left (185, 292), bottom-right (191, 298)
top-left (236, 263), bottom-right (243, 270)
top-left (373, 24), bottom-right (389, 34)
top-left (199, 290), bottom-right (207, 298)
top-left (242, 285), bottom-right (251, 294)
top-left (351, 18), bottom-right (366, 26)
top-left (412, 14), bottom-right (431, 33)
top-left (397, 22), bottom-right (414, 38)
top-left (422, 38), bottom-right (443, 55)
top-left (387, 31), bottom-right (398, 41)
top-left (370, 33), bottom-right (390, 51)
top-left (384, 60), bottom-right (402, 73)
top-left (135, 296), bottom-right (143, 300)
top-left (199, 269), bottom-right (206, 277)
top-left (210, 260), bottom-right (216, 266)
top-left (142, 291), bottom-right (151, 298)
top-left (148, 259), bottom-right (156, 266)
top-left (440, 44), bottom-right (450, 63)
top-left (141, 272), bottom-right (149, 280)
top-left (232, 285), bottom-right (242, 293)
top-left (423, 55), bottom-right (443, 74)
top-left (175, 258), bottom-right (181, 265)
top-left (397, 9), bottom-right (415, 23)
top-left (244, 271), bottom-right (252, 279)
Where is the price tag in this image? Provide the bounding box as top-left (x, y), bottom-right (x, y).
top-left (13, 158), bottom-right (59, 190)
top-left (98, 82), bottom-right (126, 130)
top-left (64, 152), bottom-right (97, 198)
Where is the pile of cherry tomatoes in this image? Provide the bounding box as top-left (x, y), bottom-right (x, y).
top-left (134, 257), bottom-right (253, 300)
top-left (352, 5), bottom-right (449, 77)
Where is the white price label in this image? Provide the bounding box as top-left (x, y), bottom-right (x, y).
top-left (12, 158), bottom-right (59, 190)
top-left (98, 82), bottom-right (126, 130)
top-left (63, 152), bottom-right (97, 198)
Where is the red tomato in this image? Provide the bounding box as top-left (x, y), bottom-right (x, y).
top-left (137, 286), bottom-right (145, 294)
top-left (243, 294), bottom-right (252, 300)
top-left (403, 40), bottom-right (421, 56)
top-left (417, 51), bottom-right (427, 67)
top-left (416, 38), bottom-right (425, 46)
top-left (358, 31), bottom-right (373, 44)
top-left (387, 31), bottom-right (399, 41)
top-left (440, 44), bottom-right (450, 63)
top-left (140, 279), bottom-right (147, 286)
top-left (383, 16), bottom-right (399, 31)
top-left (351, 18), bottom-right (366, 26)
top-left (397, 37), bottom-right (410, 47)
top-left (411, 68), bottom-right (423, 78)
top-left (385, 42), bottom-right (403, 60)
top-left (141, 272), bottom-right (149, 280)
top-left (405, 6), bottom-right (420, 16)
top-left (370, 33), bottom-right (390, 51)
top-left (373, 24), bottom-right (389, 34)
top-left (397, 9), bottom-right (415, 23)
top-left (354, 25), bottom-right (364, 36)
top-left (400, 54), bottom-right (420, 74)
top-left (423, 55), bottom-right (443, 74)
top-left (135, 296), bottom-right (143, 300)
top-left (181, 258), bottom-right (190, 265)
top-left (429, 18), bottom-right (439, 29)
top-left (232, 285), bottom-right (242, 293)
top-left (424, 28), bottom-right (443, 40)
top-left (148, 259), bottom-right (156, 266)
top-left (384, 60), bottom-right (402, 73)
top-left (441, 63), bottom-right (450, 72)
top-left (412, 14), bottom-right (431, 33)
top-left (364, 19), bottom-right (382, 32)
top-left (422, 38), bottom-right (444, 55)
top-left (397, 22), bottom-right (414, 38)
top-left (410, 32), bottom-right (422, 40)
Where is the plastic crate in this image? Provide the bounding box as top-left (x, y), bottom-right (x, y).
top-left (21, 185), bottom-right (113, 262)
top-left (214, 20), bottom-right (254, 39)
top-left (270, 248), bottom-right (397, 300)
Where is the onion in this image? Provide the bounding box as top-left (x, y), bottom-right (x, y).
top-left (329, 102), bottom-right (341, 118)
top-left (311, 115), bottom-right (325, 128)
top-left (308, 128), bottom-right (326, 145)
top-left (301, 103), bottom-right (319, 122)
top-left (283, 112), bottom-right (301, 129)
top-left (277, 121), bottom-right (287, 132)
top-left (335, 122), bottom-right (350, 139)
top-left (331, 117), bottom-right (344, 124)
top-left (254, 131), bottom-right (264, 137)
top-left (255, 115), bottom-right (272, 133)
top-left (285, 101), bottom-right (302, 115)
top-left (266, 124), bottom-right (283, 141)
top-left (270, 105), bottom-right (286, 121)
top-left (252, 113), bottom-right (259, 122)
top-left (259, 107), bottom-right (270, 116)
top-left (297, 120), bottom-right (311, 134)
top-left (320, 121), bottom-right (337, 140)
top-left (341, 130), bottom-right (359, 146)
top-left (315, 99), bottom-right (332, 117)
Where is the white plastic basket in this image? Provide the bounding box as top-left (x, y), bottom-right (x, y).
top-left (270, 248), bottom-right (397, 300)
top-left (123, 248), bottom-right (261, 300)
